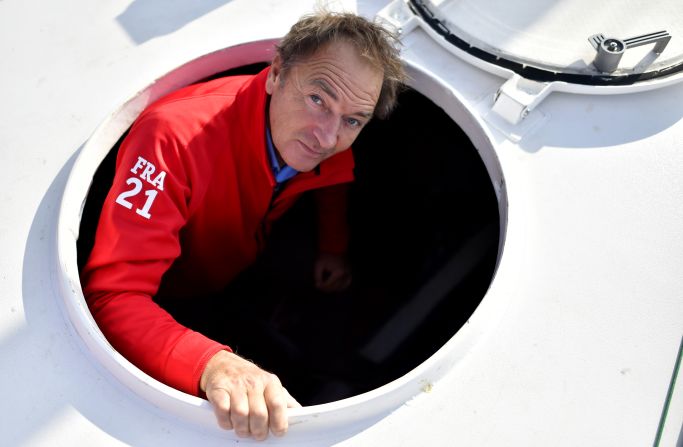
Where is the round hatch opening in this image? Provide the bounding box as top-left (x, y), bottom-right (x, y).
top-left (57, 40), bottom-right (507, 436)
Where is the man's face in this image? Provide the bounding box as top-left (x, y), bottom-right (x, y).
top-left (266, 40), bottom-right (383, 172)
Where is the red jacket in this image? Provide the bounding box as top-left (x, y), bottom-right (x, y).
top-left (81, 68), bottom-right (354, 396)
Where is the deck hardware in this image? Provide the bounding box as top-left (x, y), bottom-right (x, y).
top-left (589, 31), bottom-right (671, 73)
top-left (491, 74), bottom-right (553, 125)
top-left (376, 0), bottom-right (418, 36)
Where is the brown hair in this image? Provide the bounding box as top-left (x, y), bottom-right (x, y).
top-left (276, 11), bottom-right (406, 119)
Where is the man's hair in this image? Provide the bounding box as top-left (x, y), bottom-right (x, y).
top-left (276, 11), bottom-right (406, 119)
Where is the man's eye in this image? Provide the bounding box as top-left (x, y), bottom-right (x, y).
top-left (310, 94), bottom-right (323, 105)
top-left (346, 117), bottom-right (361, 127)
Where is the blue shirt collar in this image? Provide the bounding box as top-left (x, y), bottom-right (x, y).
top-left (266, 125), bottom-right (298, 184)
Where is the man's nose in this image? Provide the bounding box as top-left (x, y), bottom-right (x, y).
top-left (314, 114), bottom-right (339, 150)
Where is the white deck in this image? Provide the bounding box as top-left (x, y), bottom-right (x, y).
top-left (1, 0), bottom-right (681, 445)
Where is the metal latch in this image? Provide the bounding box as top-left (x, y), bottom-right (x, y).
top-left (588, 31), bottom-right (671, 73)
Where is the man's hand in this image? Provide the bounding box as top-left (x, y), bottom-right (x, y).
top-left (314, 252), bottom-right (352, 293)
top-left (200, 350), bottom-right (300, 440)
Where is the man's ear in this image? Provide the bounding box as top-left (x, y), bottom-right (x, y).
top-left (266, 54), bottom-right (282, 95)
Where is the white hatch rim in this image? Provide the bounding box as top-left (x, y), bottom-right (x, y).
top-left (56, 38), bottom-right (510, 439)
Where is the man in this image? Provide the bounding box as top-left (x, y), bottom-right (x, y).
top-left (81, 11), bottom-right (405, 440)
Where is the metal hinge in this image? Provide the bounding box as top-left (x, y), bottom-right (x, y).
top-left (491, 74), bottom-right (554, 125)
top-left (375, 0), bottom-right (418, 37)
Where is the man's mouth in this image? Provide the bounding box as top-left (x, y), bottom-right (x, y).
top-left (298, 140), bottom-right (326, 158)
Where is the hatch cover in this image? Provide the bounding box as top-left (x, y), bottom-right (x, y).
top-left (408, 0), bottom-right (683, 85)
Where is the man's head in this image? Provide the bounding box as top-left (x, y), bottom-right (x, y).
top-left (266, 11), bottom-right (405, 172)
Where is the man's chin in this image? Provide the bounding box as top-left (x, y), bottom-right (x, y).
top-left (287, 160), bottom-right (318, 172)
top-left (282, 153), bottom-right (323, 173)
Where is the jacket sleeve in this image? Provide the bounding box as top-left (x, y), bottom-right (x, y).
top-left (314, 182), bottom-right (351, 256)
top-left (81, 113), bottom-right (230, 396)
top-left (312, 147), bottom-right (355, 255)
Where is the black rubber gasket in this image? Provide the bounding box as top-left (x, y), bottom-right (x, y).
top-left (409, 0), bottom-right (683, 86)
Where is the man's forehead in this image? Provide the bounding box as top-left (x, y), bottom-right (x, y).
top-left (310, 78), bottom-right (375, 117)
top-left (312, 79), bottom-right (338, 100)
top-left (295, 40), bottom-right (379, 80)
